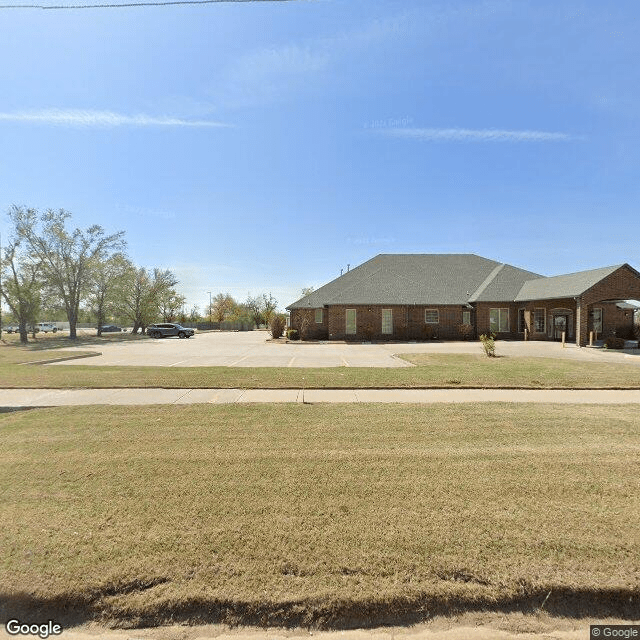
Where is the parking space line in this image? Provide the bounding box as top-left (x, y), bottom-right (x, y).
top-left (229, 354), bottom-right (251, 366)
top-left (341, 357), bottom-right (350, 367)
top-left (287, 357), bottom-right (296, 367)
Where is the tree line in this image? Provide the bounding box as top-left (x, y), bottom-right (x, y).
top-left (1, 206), bottom-right (186, 343)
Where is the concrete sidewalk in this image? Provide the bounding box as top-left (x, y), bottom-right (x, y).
top-left (2, 387), bottom-right (640, 407)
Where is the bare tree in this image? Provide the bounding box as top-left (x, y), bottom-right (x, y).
top-left (9, 206), bottom-right (126, 339)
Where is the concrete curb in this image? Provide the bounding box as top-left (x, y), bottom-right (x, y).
top-left (20, 352), bottom-right (103, 366)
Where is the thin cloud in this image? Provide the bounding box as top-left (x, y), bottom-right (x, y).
top-left (0, 109), bottom-right (230, 128)
top-left (375, 127), bottom-right (580, 142)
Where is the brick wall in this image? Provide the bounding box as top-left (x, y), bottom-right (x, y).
top-left (579, 265), bottom-right (640, 344)
top-left (289, 307), bottom-right (328, 340)
top-left (290, 264), bottom-right (640, 344)
top-left (326, 305), bottom-right (473, 341)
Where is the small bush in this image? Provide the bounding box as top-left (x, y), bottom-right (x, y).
top-left (286, 329), bottom-right (299, 340)
top-left (269, 314), bottom-right (286, 339)
top-left (604, 335), bottom-right (626, 349)
top-left (458, 324), bottom-right (474, 341)
top-left (479, 334), bottom-right (496, 357)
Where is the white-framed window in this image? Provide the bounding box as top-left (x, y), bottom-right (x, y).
top-left (462, 310), bottom-right (471, 325)
top-left (382, 309), bottom-right (393, 334)
top-left (518, 308), bottom-right (526, 333)
top-left (489, 308), bottom-right (509, 333)
top-left (534, 308), bottom-right (546, 333)
top-left (345, 309), bottom-right (356, 335)
top-left (425, 309), bottom-right (439, 324)
top-left (315, 308), bottom-right (323, 323)
top-left (590, 308), bottom-right (603, 333)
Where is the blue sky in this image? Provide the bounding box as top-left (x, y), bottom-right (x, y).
top-left (1, 0), bottom-right (639, 312)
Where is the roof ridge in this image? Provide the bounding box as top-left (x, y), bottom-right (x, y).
top-left (468, 263), bottom-right (505, 302)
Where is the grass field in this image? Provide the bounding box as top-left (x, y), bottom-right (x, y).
top-left (1, 403), bottom-right (638, 627)
top-left (2, 344), bottom-right (640, 389)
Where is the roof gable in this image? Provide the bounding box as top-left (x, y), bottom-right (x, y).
top-left (287, 254), bottom-right (539, 308)
top-left (514, 265), bottom-right (625, 301)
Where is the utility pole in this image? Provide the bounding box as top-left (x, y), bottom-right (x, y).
top-left (207, 291), bottom-right (212, 325)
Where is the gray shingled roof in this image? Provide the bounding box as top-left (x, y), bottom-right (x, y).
top-left (514, 265), bottom-right (624, 301)
top-left (287, 254), bottom-right (542, 309)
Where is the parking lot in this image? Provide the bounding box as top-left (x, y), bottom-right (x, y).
top-left (51, 330), bottom-right (640, 368)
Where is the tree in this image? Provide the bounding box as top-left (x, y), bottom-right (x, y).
top-left (301, 286), bottom-right (314, 297)
top-left (245, 294), bottom-right (264, 327)
top-left (160, 290), bottom-right (186, 323)
top-left (211, 293), bottom-right (236, 323)
top-left (260, 293), bottom-right (278, 327)
top-left (0, 239), bottom-right (41, 344)
top-left (119, 266), bottom-right (180, 333)
top-left (189, 304), bottom-right (200, 322)
top-left (88, 253), bottom-right (132, 336)
top-left (9, 206), bottom-right (126, 339)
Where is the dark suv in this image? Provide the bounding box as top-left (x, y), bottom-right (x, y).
top-left (146, 323), bottom-right (195, 339)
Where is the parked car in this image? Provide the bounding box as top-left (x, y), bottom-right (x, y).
top-left (146, 323), bottom-right (194, 339)
top-left (100, 325), bottom-right (124, 332)
top-left (4, 325), bottom-right (19, 333)
top-left (36, 323), bottom-right (58, 333)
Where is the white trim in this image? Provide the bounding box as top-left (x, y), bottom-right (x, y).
top-left (315, 308), bottom-right (323, 324)
top-left (382, 308), bottom-right (393, 334)
top-left (462, 310), bottom-right (472, 326)
top-left (590, 307), bottom-right (603, 334)
top-left (425, 309), bottom-right (439, 324)
top-left (346, 309), bottom-right (356, 335)
top-left (489, 308), bottom-right (509, 333)
top-left (534, 308), bottom-right (546, 333)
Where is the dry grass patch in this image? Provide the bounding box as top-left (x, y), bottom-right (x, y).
top-left (1, 403), bottom-right (638, 627)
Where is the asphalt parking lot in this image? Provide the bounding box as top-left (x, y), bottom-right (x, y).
top-left (51, 330), bottom-right (640, 368)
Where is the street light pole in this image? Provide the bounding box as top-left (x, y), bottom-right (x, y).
top-left (207, 291), bottom-right (212, 325)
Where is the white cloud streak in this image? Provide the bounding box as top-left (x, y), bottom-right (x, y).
top-left (376, 127), bottom-right (580, 142)
top-left (0, 109), bottom-right (230, 128)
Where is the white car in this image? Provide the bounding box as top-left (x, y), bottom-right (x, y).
top-left (36, 323), bottom-right (59, 333)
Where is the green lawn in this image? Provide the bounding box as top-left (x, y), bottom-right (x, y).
top-left (1, 403), bottom-right (638, 627)
top-left (2, 344), bottom-right (640, 389)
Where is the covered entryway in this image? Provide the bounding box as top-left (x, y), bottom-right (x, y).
top-left (553, 314), bottom-right (569, 341)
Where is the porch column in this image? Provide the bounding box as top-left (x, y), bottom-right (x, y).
top-left (575, 297), bottom-right (588, 346)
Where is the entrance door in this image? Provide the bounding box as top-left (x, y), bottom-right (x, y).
top-left (554, 315), bottom-right (568, 341)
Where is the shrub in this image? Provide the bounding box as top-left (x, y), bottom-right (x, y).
top-left (479, 333), bottom-right (496, 357)
top-left (458, 323), bottom-right (474, 341)
top-left (269, 314), bottom-right (286, 339)
top-left (286, 329), bottom-right (299, 340)
top-left (604, 335), bottom-right (626, 349)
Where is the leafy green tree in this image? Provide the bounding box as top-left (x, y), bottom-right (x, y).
top-left (260, 292), bottom-right (278, 327)
top-left (88, 253), bottom-right (133, 336)
top-left (120, 266), bottom-right (180, 333)
top-left (0, 239), bottom-right (41, 344)
top-left (9, 206), bottom-right (125, 339)
top-left (211, 293), bottom-right (236, 323)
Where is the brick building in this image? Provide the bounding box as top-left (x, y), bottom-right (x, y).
top-left (286, 254), bottom-right (640, 346)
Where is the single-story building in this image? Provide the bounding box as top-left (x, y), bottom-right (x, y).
top-left (286, 254), bottom-right (640, 346)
